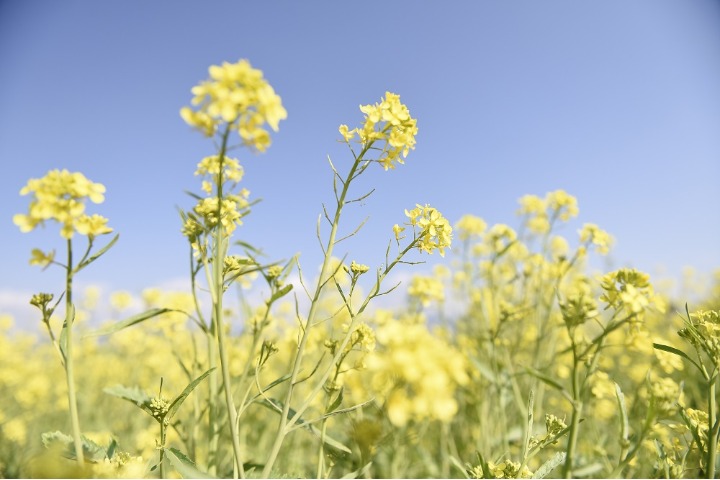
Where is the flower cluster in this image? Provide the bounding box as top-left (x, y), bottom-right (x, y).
top-left (403, 204), bottom-right (453, 256)
top-left (678, 309), bottom-right (720, 364)
top-left (407, 275), bottom-right (445, 307)
top-left (455, 214), bottom-right (487, 241)
top-left (579, 223), bottom-right (613, 255)
top-left (484, 460), bottom-right (533, 479)
top-left (600, 268), bottom-right (660, 320)
top-left (180, 59), bottom-right (287, 152)
top-left (13, 169), bottom-right (112, 239)
top-left (195, 155), bottom-right (245, 194)
top-left (359, 313), bottom-right (468, 426)
top-left (339, 92), bottom-right (418, 170)
top-left (517, 190), bottom-right (578, 234)
top-left (148, 396), bottom-right (170, 420)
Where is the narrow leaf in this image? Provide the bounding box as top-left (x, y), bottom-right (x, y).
top-left (653, 343), bottom-right (702, 372)
top-left (340, 461), bottom-right (372, 479)
top-left (533, 451), bottom-right (566, 479)
top-left (166, 368), bottom-right (215, 420)
top-left (165, 447), bottom-right (214, 479)
top-left (258, 398), bottom-right (352, 453)
top-left (269, 284), bottom-right (293, 304)
top-left (103, 384), bottom-right (154, 417)
top-left (86, 308), bottom-right (177, 337)
top-left (614, 382), bottom-right (629, 444)
top-left (327, 388), bottom-right (344, 414)
top-left (525, 367), bottom-right (571, 402)
top-left (77, 233), bottom-right (119, 271)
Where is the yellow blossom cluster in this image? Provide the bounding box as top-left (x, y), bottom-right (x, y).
top-left (358, 313), bottom-right (468, 427)
top-left (13, 169), bottom-right (112, 239)
top-left (339, 92), bottom-right (418, 171)
top-left (517, 190), bottom-right (578, 234)
top-left (403, 204), bottom-right (453, 256)
top-left (180, 59), bottom-right (286, 152)
top-left (407, 275), bottom-right (445, 307)
top-left (600, 268), bottom-right (662, 320)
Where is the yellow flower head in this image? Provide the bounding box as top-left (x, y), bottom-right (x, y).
top-left (404, 204), bottom-right (453, 256)
top-left (344, 92), bottom-right (418, 171)
top-left (181, 59), bottom-right (287, 152)
top-left (14, 169), bottom-right (110, 239)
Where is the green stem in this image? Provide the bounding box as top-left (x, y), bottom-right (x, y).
top-left (563, 345), bottom-right (582, 479)
top-left (708, 379), bottom-right (717, 478)
top-left (261, 145), bottom-right (372, 478)
top-left (212, 124), bottom-right (245, 478)
top-left (206, 327), bottom-right (219, 476)
top-left (64, 238), bottom-right (84, 465)
top-left (160, 421), bottom-right (167, 479)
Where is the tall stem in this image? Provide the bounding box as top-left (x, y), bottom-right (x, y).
top-left (212, 125), bottom-right (244, 478)
top-left (65, 238), bottom-right (84, 465)
top-left (708, 379), bottom-right (717, 478)
top-left (563, 345), bottom-right (582, 479)
top-left (262, 147), bottom-right (370, 477)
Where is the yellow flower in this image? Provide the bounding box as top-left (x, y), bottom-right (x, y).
top-left (29, 248), bottom-right (55, 268)
top-left (407, 275), bottom-right (445, 306)
top-left (74, 214), bottom-right (113, 238)
top-left (338, 124), bottom-right (355, 142)
top-left (579, 223), bottom-right (613, 255)
top-left (454, 214), bottom-right (487, 241)
top-left (392, 224), bottom-right (406, 241)
top-left (14, 169), bottom-right (109, 239)
top-left (350, 92), bottom-right (417, 170)
top-left (404, 204), bottom-right (453, 256)
top-left (181, 59), bottom-right (286, 152)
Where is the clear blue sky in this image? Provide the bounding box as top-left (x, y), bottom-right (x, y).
top-left (1, 1), bottom-right (719, 316)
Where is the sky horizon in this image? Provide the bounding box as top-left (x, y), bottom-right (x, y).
top-left (1, 1), bottom-right (719, 325)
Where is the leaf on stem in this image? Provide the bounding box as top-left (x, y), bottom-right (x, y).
top-left (533, 451), bottom-right (567, 479)
top-left (85, 308), bottom-right (179, 337)
top-left (103, 385), bottom-right (154, 417)
top-left (41, 431), bottom-right (108, 463)
top-left (268, 284), bottom-right (293, 304)
top-left (166, 368), bottom-right (215, 421)
top-left (653, 343), bottom-right (703, 373)
top-left (164, 447), bottom-right (215, 479)
top-left (75, 233), bottom-right (119, 272)
top-left (258, 398), bottom-right (352, 453)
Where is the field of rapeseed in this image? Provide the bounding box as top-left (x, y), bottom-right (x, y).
top-left (2, 59), bottom-right (719, 479)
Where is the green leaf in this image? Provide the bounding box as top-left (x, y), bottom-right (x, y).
top-left (268, 284), bottom-right (293, 304)
top-left (653, 342), bottom-right (703, 373)
top-left (614, 382), bottom-right (629, 444)
top-left (86, 308), bottom-right (178, 337)
top-left (164, 447), bottom-right (214, 479)
top-left (327, 387), bottom-right (344, 414)
top-left (106, 437), bottom-right (118, 460)
top-left (253, 373), bottom-right (292, 399)
top-left (166, 368), bottom-right (215, 421)
top-left (40, 431), bottom-right (108, 463)
top-left (533, 451), bottom-right (566, 479)
top-left (258, 398), bottom-right (352, 453)
top-left (340, 461), bottom-right (372, 479)
top-left (76, 233), bottom-right (119, 271)
top-left (525, 367), bottom-right (572, 402)
top-left (103, 384), bottom-right (154, 417)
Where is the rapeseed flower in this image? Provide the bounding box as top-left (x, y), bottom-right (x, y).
top-left (404, 204), bottom-right (453, 256)
top-left (14, 169), bottom-right (111, 240)
top-left (180, 59), bottom-right (286, 152)
top-left (340, 92), bottom-right (417, 170)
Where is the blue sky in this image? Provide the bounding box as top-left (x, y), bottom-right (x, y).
top-left (1, 1), bottom-right (719, 318)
